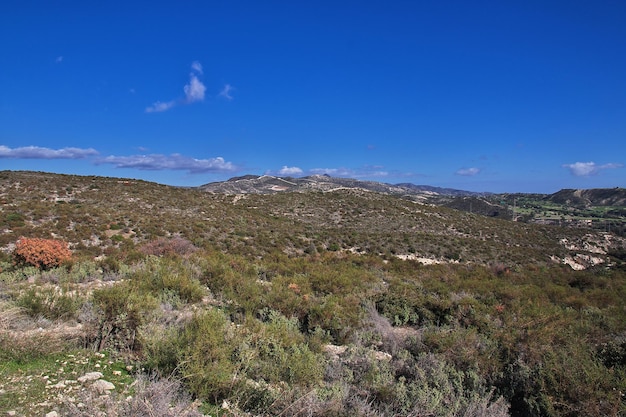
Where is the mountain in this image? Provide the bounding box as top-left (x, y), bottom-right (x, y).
top-left (198, 174), bottom-right (485, 198)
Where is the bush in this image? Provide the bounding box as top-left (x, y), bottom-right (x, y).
top-left (16, 287), bottom-right (80, 320)
top-left (92, 282), bottom-right (157, 351)
top-left (61, 375), bottom-right (204, 417)
top-left (13, 237), bottom-right (72, 270)
top-left (178, 309), bottom-right (238, 402)
top-left (139, 236), bottom-right (198, 257)
top-left (131, 257), bottom-right (205, 304)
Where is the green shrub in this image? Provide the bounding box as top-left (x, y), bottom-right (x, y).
top-left (16, 286), bottom-right (80, 320)
top-left (4, 212), bottom-right (25, 227)
top-left (243, 311), bottom-right (324, 387)
top-left (178, 309), bottom-right (238, 402)
top-left (131, 256), bottom-right (205, 304)
top-left (92, 282), bottom-right (157, 351)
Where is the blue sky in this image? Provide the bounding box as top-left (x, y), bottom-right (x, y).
top-left (1, 0), bottom-right (624, 193)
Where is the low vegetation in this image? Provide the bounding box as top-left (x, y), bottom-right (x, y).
top-left (0, 170), bottom-right (625, 416)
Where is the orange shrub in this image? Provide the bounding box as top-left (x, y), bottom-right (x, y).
top-left (13, 237), bottom-right (72, 270)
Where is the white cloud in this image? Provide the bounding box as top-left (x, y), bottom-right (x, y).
top-left (278, 166), bottom-right (303, 175)
top-left (145, 100), bottom-right (176, 113)
top-left (191, 61), bottom-right (203, 74)
top-left (455, 167), bottom-right (481, 176)
top-left (184, 74), bottom-right (206, 103)
top-left (562, 161), bottom-right (623, 177)
top-left (98, 153), bottom-right (237, 174)
top-left (0, 145), bottom-right (98, 159)
top-left (219, 84), bottom-right (234, 101)
top-left (146, 62), bottom-right (206, 112)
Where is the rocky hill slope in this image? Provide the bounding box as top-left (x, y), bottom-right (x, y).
top-left (198, 174), bottom-right (485, 198)
top-left (1, 170), bottom-right (623, 269)
top-left (547, 187), bottom-right (626, 207)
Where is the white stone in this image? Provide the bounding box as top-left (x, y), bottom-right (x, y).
top-left (322, 344), bottom-right (348, 356)
top-left (374, 351), bottom-right (393, 361)
top-left (78, 372), bottom-right (103, 384)
top-left (91, 379), bottom-right (115, 394)
top-left (45, 412), bottom-right (59, 417)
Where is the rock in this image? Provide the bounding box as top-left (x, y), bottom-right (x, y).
top-left (323, 344), bottom-right (348, 356)
top-left (374, 351), bottom-right (392, 361)
top-left (45, 412), bottom-right (59, 417)
top-left (7, 411), bottom-right (17, 416)
top-left (91, 379), bottom-right (115, 394)
top-left (78, 372), bottom-right (103, 384)
top-left (221, 399), bottom-right (231, 410)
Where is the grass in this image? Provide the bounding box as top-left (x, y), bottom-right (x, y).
top-left (0, 348), bottom-right (134, 416)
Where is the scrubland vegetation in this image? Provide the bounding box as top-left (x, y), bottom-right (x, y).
top-left (1, 171), bottom-right (625, 416)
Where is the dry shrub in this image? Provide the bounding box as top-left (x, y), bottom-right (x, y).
top-left (61, 375), bottom-right (204, 417)
top-left (0, 330), bottom-right (71, 362)
top-left (0, 305), bottom-right (24, 332)
top-left (139, 236), bottom-right (198, 257)
top-left (13, 237), bottom-right (72, 270)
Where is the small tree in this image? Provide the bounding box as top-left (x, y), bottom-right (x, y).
top-left (13, 237), bottom-right (72, 270)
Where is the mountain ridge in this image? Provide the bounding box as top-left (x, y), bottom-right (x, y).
top-left (198, 174), bottom-right (489, 197)
top-left (199, 174), bottom-right (626, 207)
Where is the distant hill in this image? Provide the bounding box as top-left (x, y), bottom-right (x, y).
top-left (546, 188), bottom-right (626, 207)
top-left (198, 174), bottom-right (486, 198)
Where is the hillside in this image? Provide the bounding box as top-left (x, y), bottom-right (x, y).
top-left (547, 188), bottom-right (626, 207)
top-left (1, 170), bottom-right (625, 417)
top-left (1, 170), bottom-right (622, 269)
top-left (200, 174), bottom-right (626, 237)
